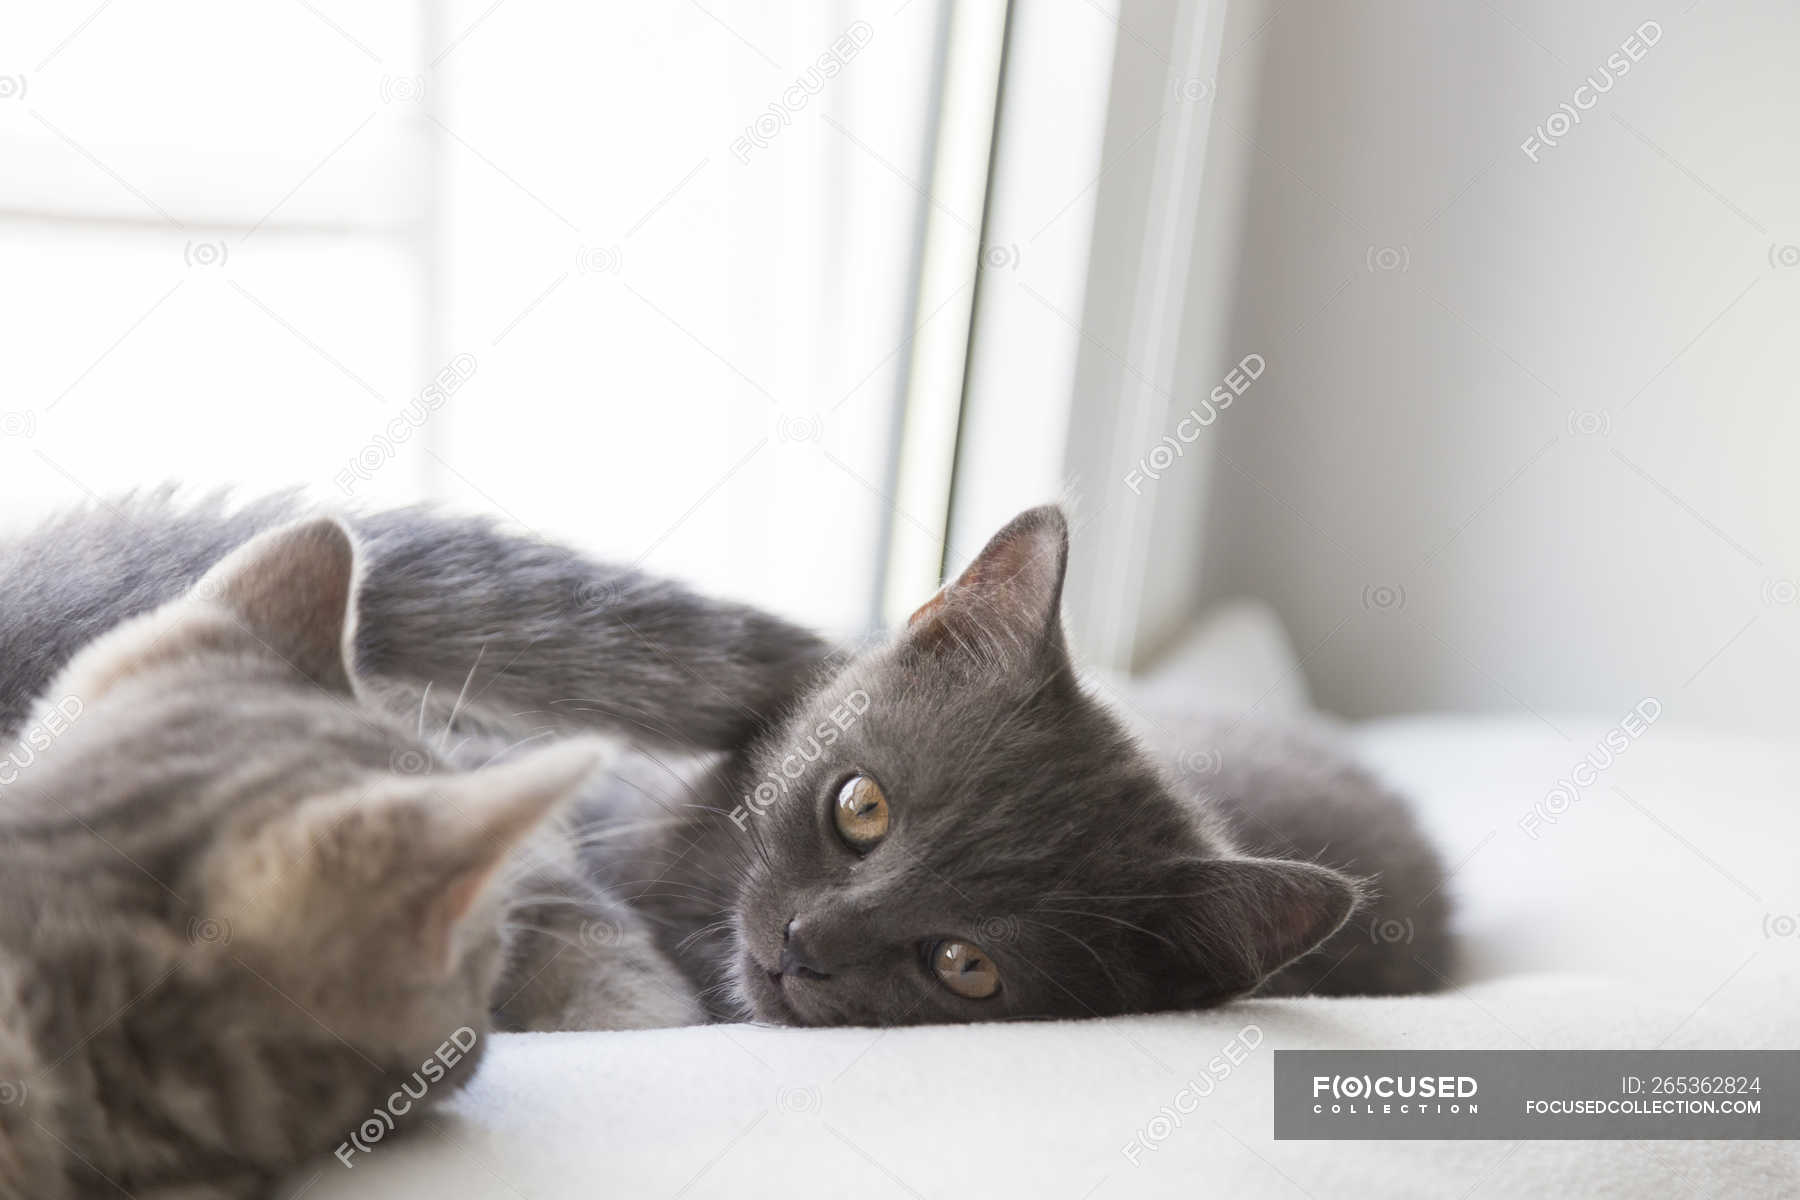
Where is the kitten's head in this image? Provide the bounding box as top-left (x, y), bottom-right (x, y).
top-left (7, 518), bottom-right (601, 1178)
top-left (731, 506), bottom-right (1358, 1025)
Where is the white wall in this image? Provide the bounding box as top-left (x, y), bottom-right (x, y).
top-left (1197, 0), bottom-right (1800, 733)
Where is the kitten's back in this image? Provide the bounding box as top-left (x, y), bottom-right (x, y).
top-left (0, 489), bottom-right (302, 738)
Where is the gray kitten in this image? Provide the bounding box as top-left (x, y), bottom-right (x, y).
top-left (624, 506), bottom-right (1451, 1023)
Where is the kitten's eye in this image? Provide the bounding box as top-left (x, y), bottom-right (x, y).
top-left (930, 939), bottom-right (1000, 999)
top-left (833, 774), bottom-right (890, 851)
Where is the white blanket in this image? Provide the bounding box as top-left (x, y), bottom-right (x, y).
top-left (299, 714), bottom-right (1800, 1198)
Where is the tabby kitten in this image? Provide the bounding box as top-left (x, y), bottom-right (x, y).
top-left (0, 502), bottom-right (829, 1196)
top-left (0, 520), bottom-right (613, 1197)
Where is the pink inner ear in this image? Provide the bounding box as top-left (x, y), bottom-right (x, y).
top-left (903, 506), bottom-right (1068, 654)
top-left (907, 589), bottom-right (949, 630)
top-left (200, 518), bottom-right (358, 692)
top-left (421, 859), bottom-right (505, 979)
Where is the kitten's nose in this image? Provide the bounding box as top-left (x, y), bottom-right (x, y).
top-left (779, 916), bottom-right (832, 980)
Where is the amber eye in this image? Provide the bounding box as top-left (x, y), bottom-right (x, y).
top-left (930, 939), bottom-right (1000, 999)
top-left (833, 774), bottom-right (890, 851)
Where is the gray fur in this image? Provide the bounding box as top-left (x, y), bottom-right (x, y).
top-left (0, 520), bottom-right (567, 1196)
top-left (1133, 707), bottom-right (1453, 997)
top-left (0, 488), bottom-right (835, 754)
top-left (0, 493), bottom-right (1449, 1192)
top-left (0, 498), bottom-right (828, 1195)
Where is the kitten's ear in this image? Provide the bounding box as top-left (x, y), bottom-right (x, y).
top-left (213, 738), bottom-right (612, 981)
top-left (188, 517), bottom-right (360, 693)
top-left (1156, 857), bottom-right (1361, 1003)
top-left (389, 739), bottom-right (611, 975)
top-left (905, 505), bottom-right (1069, 660)
top-left (45, 516), bottom-right (362, 710)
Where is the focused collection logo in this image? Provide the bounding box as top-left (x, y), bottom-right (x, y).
top-left (1311, 1073), bottom-right (1480, 1116)
top-left (1277, 1050), bottom-right (1789, 1141)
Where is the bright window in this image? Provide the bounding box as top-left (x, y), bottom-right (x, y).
top-left (0, 1), bottom-right (949, 634)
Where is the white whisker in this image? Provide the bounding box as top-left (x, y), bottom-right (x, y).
top-left (440, 642), bottom-right (488, 749)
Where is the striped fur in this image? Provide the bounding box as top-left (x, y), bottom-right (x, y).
top-left (0, 501), bottom-right (831, 1196)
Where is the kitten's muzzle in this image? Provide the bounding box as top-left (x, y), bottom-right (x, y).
top-left (778, 916), bottom-right (832, 980)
